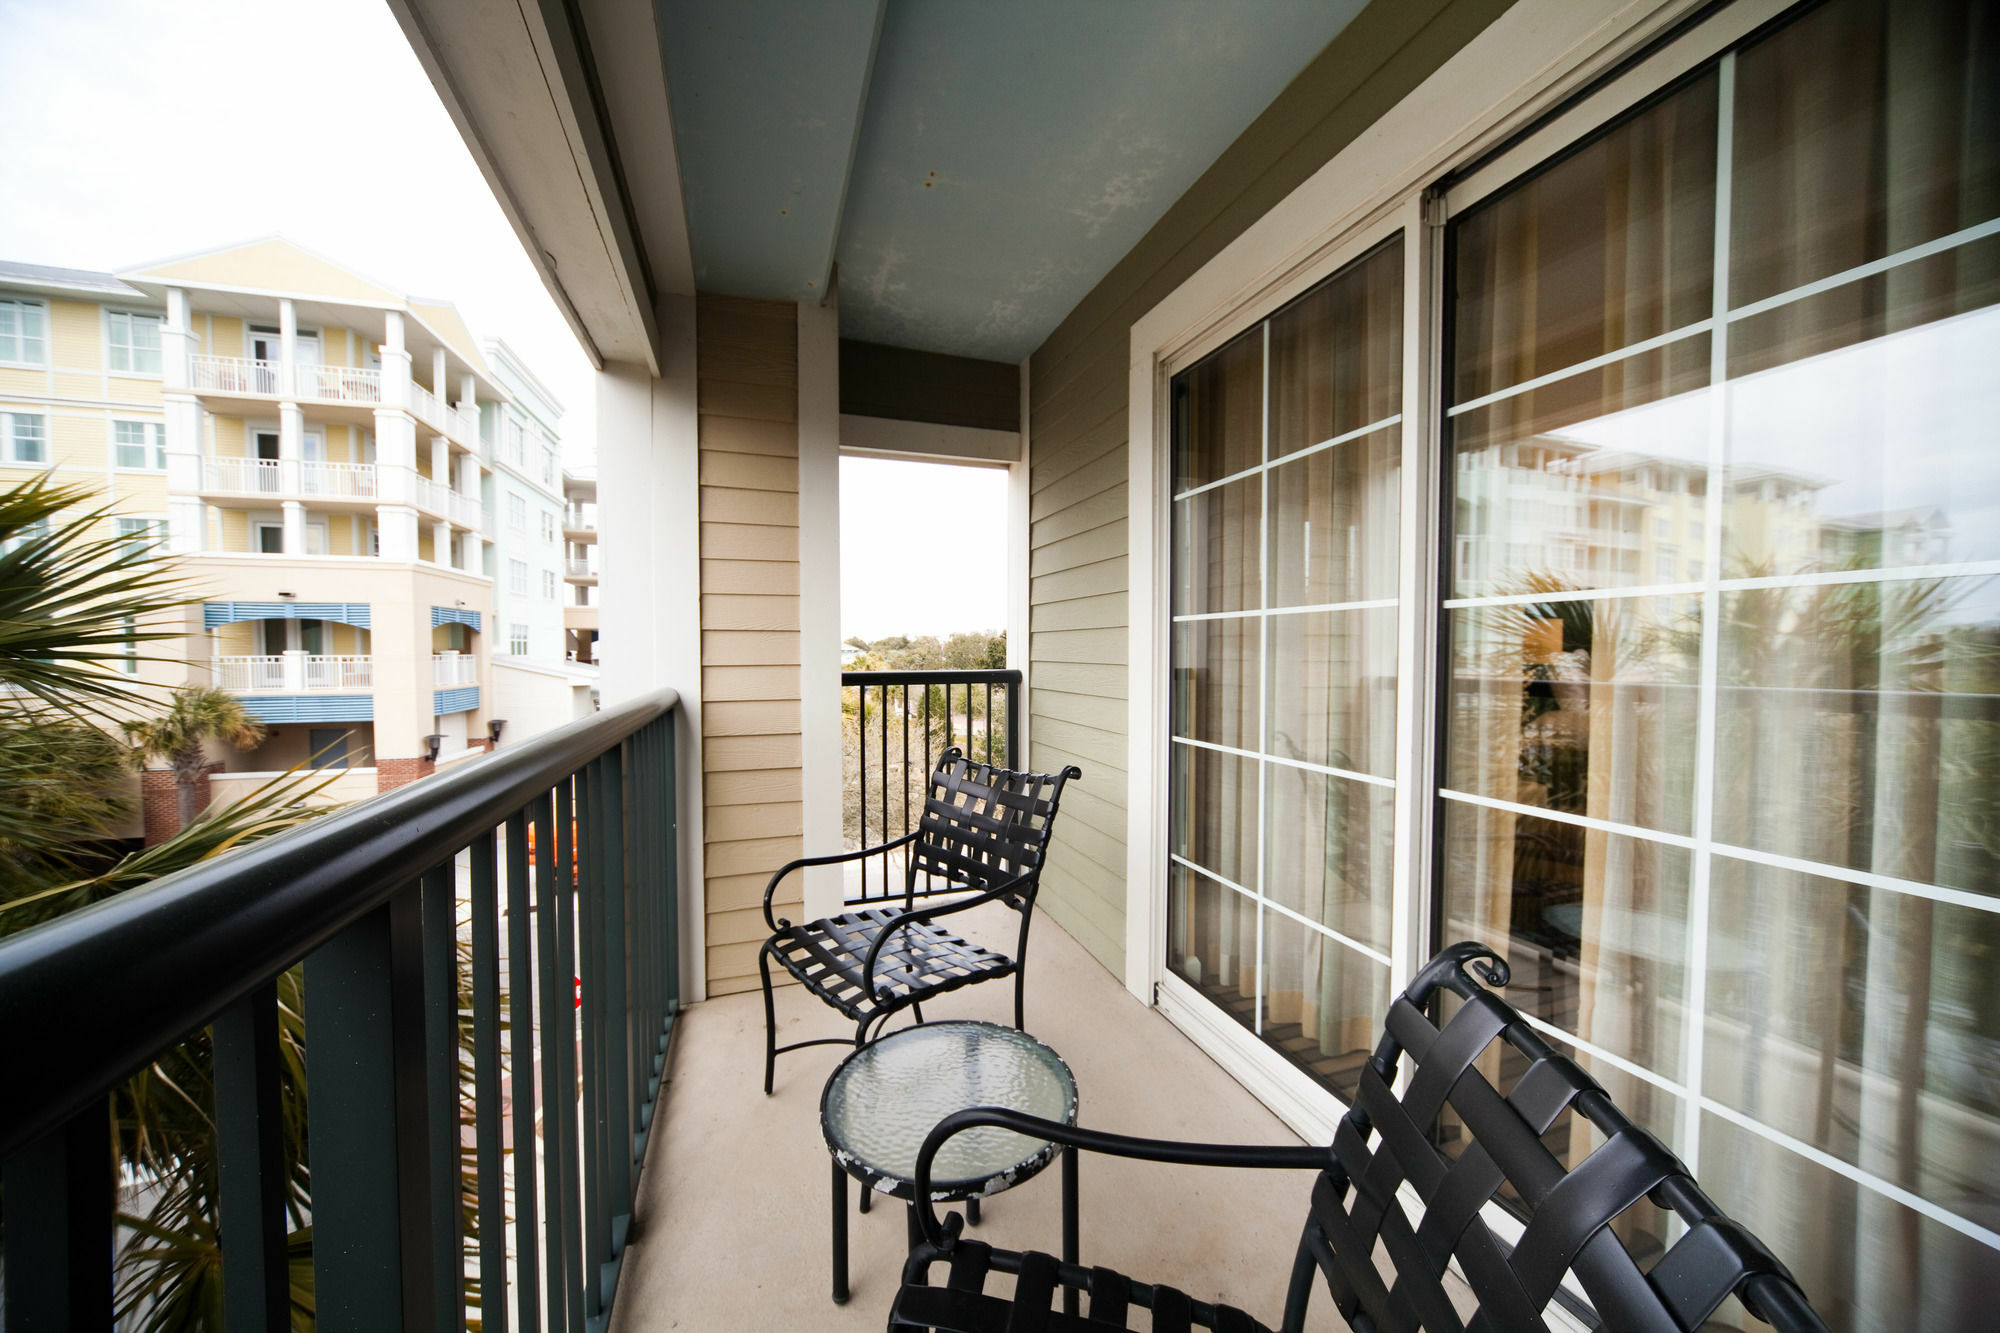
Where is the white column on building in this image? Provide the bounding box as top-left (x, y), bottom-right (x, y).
top-left (276, 299), bottom-right (307, 552)
top-left (373, 311), bottom-right (419, 560)
top-left (433, 346), bottom-right (448, 405)
top-left (161, 287), bottom-right (207, 553)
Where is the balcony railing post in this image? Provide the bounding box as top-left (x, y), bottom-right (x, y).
top-left (418, 866), bottom-right (466, 1331)
top-left (1, 1104), bottom-right (113, 1332)
top-left (213, 980), bottom-right (291, 1333)
top-left (600, 746), bottom-right (631, 1217)
top-left (468, 830), bottom-right (507, 1332)
top-left (302, 896), bottom-right (419, 1331)
top-left (503, 812), bottom-right (542, 1330)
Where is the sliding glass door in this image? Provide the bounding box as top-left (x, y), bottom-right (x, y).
top-left (1167, 234), bottom-right (1404, 1101)
top-left (1163, 0), bottom-right (1995, 1327)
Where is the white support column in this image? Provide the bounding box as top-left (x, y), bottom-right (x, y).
top-left (376, 505), bottom-right (420, 562)
top-left (162, 287), bottom-right (205, 552)
top-left (282, 499), bottom-right (307, 556)
top-left (1009, 357), bottom-right (1032, 763)
top-left (797, 294), bottom-right (843, 922)
top-left (597, 291), bottom-right (703, 999)
top-left (434, 518), bottom-right (454, 568)
top-left (433, 346), bottom-right (448, 406)
top-left (374, 312), bottom-right (418, 534)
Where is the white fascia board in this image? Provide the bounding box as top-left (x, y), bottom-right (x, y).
top-left (838, 414), bottom-right (1018, 467)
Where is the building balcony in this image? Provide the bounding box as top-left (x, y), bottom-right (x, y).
top-left (193, 456), bottom-right (482, 529)
top-left (432, 651), bottom-right (478, 687)
top-left (213, 652), bottom-right (374, 692)
top-left (564, 515), bottom-right (598, 544)
top-left (185, 354), bottom-right (482, 451)
top-left (564, 557), bottom-right (597, 584)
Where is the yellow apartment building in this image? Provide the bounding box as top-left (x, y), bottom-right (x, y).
top-left (0, 238), bottom-right (519, 811)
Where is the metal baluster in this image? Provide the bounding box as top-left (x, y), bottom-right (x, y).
top-left (661, 712), bottom-right (681, 1022)
top-left (577, 760), bottom-right (607, 1318)
top-left (857, 683), bottom-right (867, 901)
top-left (879, 680), bottom-right (889, 900)
top-left (986, 681), bottom-right (994, 765)
top-left (470, 830), bottom-right (507, 1331)
top-left (553, 781), bottom-right (587, 1330)
top-left (531, 793), bottom-right (570, 1332)
top-left (213, 979), bottom-right (289, 1333)
top-left (599, 745), bottom-right (631, 1213)
top-left (505, 812), bottom-right (542, 1330)
top-left (4, 1104), bottom-right (114, 1330)
top-left (420, 864), bottom-right (467, 1330)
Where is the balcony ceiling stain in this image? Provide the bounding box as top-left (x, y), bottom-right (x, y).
top-left (656, 0), bottom-right (1365, 362)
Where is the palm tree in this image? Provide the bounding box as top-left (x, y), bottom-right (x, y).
top-left (122, 688), bottom-right (269, 829)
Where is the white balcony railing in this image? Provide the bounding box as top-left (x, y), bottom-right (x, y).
top-left (214, 654), bottom-right (372, 692)
top-left (565, 558), bottom-right (595, 578)
top-left (454, 405), bottom-right (480, 442)
top-left (409, 381), bottom-right (447, 433)
top-left (450, 490), bottom-right (485, 529)
top-left (433, 653), bottom-right (477, 687)
top-left (203, 457), bottom-right (283, 495)
top-left (190, 355), bottom-right (283, 395)
top-left (213, 656), bottom-right (287, 691)
top-left (293, 362), bottom-right (382, 405)
top-left (305, 655), bottom-right (373, 689)
top-left (300, 459), bottom-right (378, 499)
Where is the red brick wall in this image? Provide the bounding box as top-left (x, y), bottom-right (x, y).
top-left (141, 763), bottom-right (222, 845)
top-left (377, 757), bottom-right (436, 792)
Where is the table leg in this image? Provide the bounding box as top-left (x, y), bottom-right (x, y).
top-left (1062, 1146), bottom-right (1079, 1316)
top-left (860, 1180), bottom-right (872, 1214)
top-left (966, 1196), bottom-right (981, 1227)
top-left (831, 1160), bottom-right (850, 1305)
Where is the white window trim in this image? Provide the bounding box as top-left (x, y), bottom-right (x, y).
top-left (104, 307), bottom-right (166, 379)
top-left (0, 296), bottom-right (50, 369)
top-left (111, 418), bottom-right (168, 471)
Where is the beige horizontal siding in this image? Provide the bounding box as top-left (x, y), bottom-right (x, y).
top-left (1024, 0), bottom-right (1514, 978)
top-left (698, 293), bottom-right (803, 997)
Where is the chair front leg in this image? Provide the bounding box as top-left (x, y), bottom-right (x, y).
top-left (759, 943), bottom-right (780, 1096)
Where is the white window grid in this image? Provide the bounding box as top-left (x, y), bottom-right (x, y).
top-left (1157, 18), bottom-right (2000, 1264)
top-left (509, 623), bottom-right (529, 656)
top-left (507, 493), bottom-right (527, 533)
top-left (107, 310), bottom-right (163, 375)
top-left (509, 559), bottom-right (527, 596)
top-left (113, 516), bottom-right (167, 557)
top-left (3, 411), bottom-right (47, 464)
top-left (114, 420), bottom-right (166, 470)
top-left (0, 297), bottom-right (48, 366)
top-left (541, 569), bottom-right (557, 599)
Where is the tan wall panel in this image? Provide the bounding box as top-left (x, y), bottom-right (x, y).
top-left (697, 414), bottom-right (798, 458)
top-left (53, 414), bottom-right (103, 468)
top-left (700, 485), bottom-right (800, 526)
top-left (52, 373), bottom-right (101, 400)
top-left (698, 290), bottom-right (802, 985)
top-left (109, 378), bottom-right (162, 404)
top-left (700, 451), bottom-right (797, 493)
top-left (699, 560), bottom-right (799, 596)
top-left (701, 594), bottom-right (800, 633)
top-left (210, 317), bottom-right (244, 355)
top-left (1030, 591), bottom-right (1127, 635)
top-left (702, 663), bottom-right (801, 700)
top-left (0, 368), bottom-right (43, 395)
top-left (49, 300), bottom-right (100, 370)
top-left (704, 699), bottom-right (801, 737)
top-left (699, 521), bottom-right (795, 562)
top-left (212, 417), bottom-right (246, 457)
top-left (708, 871), bottom-right (780, 917)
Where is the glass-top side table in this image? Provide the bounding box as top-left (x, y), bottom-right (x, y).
top-left (819, 1020), bottom-right (1079, 1305)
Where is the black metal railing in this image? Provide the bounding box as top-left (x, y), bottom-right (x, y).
top-left (0, 688), bottom-right (682, 1333)
top-left (842, 668), bottom-right (1020, 904)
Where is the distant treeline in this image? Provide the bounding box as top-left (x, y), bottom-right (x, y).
top-left (843, 630), bottom-right (1005, 671)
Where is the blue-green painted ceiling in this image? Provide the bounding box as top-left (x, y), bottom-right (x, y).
top-left (657, 0), bottom-right (1366, 362)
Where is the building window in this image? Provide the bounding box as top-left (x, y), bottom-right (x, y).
top-left (121, 616), bottom-right (139, 674)
top-left (506, 417), bottom-right (526, 466)
top-left (509, 623), bottom-right (528, 656)
top-left (507, 492), bottom-right (527, 533)
top-left (107, 311), bottom-right (163, 375)
top-left (113, 517), bottom-right (167, 556)
top-left (114, 420), bottom-right (166, 469)
top-left (2, 411), bottom-right (46, 464)
top-left (0, 516), bottom-right (49, 556)
top-left (542, 446), bottom-right (557, 485)
top-left (539, 511), bottom-right (556, 543)
top-left (541, 569), bottom-right (557, 599)
top-left (0, 298), bottom-right (47, 366)
top-left (509, 558), bottom-right (527, 596)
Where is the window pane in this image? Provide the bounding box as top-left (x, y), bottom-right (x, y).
top-left (1714, 574), bottom-right (2000, 897)
top-left (1266, 425), bottom-right (1399, 606)
top-left (1451, 70), bottom-right (1718, 409)
top-left (1263, 765), bottom-right (1393, 953)
top-left (1169, 741), bottom-right (1257, 890)
top-left (1440, 802), bottom-right (1691, 1079)
top-left (1171, 478), bottom-right (1259, 616)
top-left (1166, 862), bottom-right (1255, 1034)
top-left (1172, 328), bottom-right (1261, 491)
top-left (12, 415), bottom-right (46, 463)
top-left (1444, 593), bottom-right (1702, 836)
top-left (1257, 910), bottom-right (1385, 1102)
top-left (1268, 238), bottom-right (1402, 457)
top-left (1171, 616), bottom-right (1258, 751)
top-left (1266, 607), bottom-right (1397, 777)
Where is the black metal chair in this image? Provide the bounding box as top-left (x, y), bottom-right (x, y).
top-left (758, 747), bottom-right (1082, 1094)
top-left (890, 942), bottom-right (1830, 1333)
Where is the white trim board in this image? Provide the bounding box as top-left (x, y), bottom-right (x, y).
top-left (838, 413), bottom-right (1018, 466)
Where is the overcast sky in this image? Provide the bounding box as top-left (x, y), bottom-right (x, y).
top-left (0, 0), bottom-right (1010, 641)
top-left (0, 0), bottom-right (598, 457)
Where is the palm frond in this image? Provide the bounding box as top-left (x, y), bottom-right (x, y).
top-left (0, 471), bottom-right (194, 717)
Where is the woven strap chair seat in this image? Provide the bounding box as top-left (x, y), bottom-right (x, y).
top-left (766, 908), bottom-right (1016, 1022)
top-left (890, 1241), bottom-right (1274, 1333)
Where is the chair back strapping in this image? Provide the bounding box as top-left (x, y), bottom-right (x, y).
top-left (904, 748), bottom-right (1081, 907)
top-left (1303, 942), bottom-right (1826, 1333)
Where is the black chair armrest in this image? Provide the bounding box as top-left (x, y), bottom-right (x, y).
top-left (911, 1106), bottom-right (1333, 1249)
top-left (857, 866), bottom-right (1035, 999)
top-left (762, 829), bottom-right (922, 931)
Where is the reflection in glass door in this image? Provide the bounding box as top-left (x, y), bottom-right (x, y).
top-left (1167, 235), bottom-right (1404, 1101)
top-left (1437, 0), bottom-right (1997, 1325)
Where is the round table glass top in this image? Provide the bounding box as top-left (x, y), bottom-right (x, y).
top-left (821, 1020), bottom-right (1077, 1199)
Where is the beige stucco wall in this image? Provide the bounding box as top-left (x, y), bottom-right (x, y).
top-left (1023, 0), bottom-right (1516, 977)
top-left (696, 294), bottom-right (803, 997)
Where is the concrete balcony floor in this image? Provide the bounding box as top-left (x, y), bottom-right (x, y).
top-left (608, 906), bottom-right (1358, 1332)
